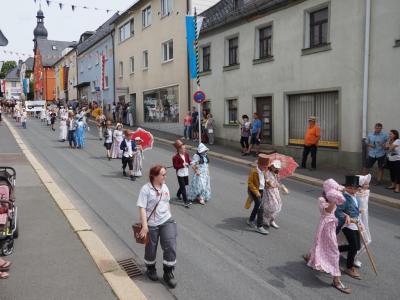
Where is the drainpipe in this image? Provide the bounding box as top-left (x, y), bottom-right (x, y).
top-left (186, 0), bottom-right (192, 114)
top-left (362, 0), bottom-right (371, 139)
top-left (111, 31), bottom-right (116, 106)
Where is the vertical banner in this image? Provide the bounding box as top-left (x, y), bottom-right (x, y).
top-left (186, 16), bottom-right (197, 80)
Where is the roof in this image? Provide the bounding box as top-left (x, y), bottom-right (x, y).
top-left (111, 0), bottom-right (147, 25)
top-left (77, 13), bottom-right (119, 55)
top-left (200, 0), bottom-right (300, 34)
top-left (36, 39), bottom-right (76, 67)
top-left (0, 30), bottom-right (8, 46)
top-left (5, 66), bottom-right (20, 81)
top-left (24, 57), bottom-right (34, 71)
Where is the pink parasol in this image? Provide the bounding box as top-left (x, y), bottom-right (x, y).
top-left (131, 128), bottom-right (154, 151)
top-left (266, 153), bottom-right (298, 178)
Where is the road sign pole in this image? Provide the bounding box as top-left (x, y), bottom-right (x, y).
top-left (194, 9), bottom-right (201, 144)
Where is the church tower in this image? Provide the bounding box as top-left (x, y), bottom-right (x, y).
top-left (33, 9), bottom-right (48, 42)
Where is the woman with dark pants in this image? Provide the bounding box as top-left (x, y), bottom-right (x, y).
top-left (385, 130), bottom-right (400, 193)
top-left (172, 140), bottom-right (191, 208)
top-left (137, 165), bottom-right (178, 288)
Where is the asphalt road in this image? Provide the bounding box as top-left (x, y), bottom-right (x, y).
top-left (9, 117), bottom-right (400, 300)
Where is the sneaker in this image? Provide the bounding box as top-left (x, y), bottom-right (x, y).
top-left (130, 175), bottom-right (136, 181)
top-left (353, 260), bottom-right (362, 268)
top-left (246, 219), bottom-right (256, 228)
top-left (163, 266), bottom-right (177, 289)
top-left (184, 202), bottom-right (191, 208)
top-left (270, 221), bottom-right (279, 229)
top-left (255, 226), bottom-right (269, 235)
top-left (123, 171), bottom-right (127, 177)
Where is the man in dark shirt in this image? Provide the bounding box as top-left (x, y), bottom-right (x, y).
top-left (191, 106), bottom-right (199, 140)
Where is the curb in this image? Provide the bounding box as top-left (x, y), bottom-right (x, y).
top-left (154, 136), bottom-right (400, 209)
top-left (4, 118), bottom-right (147, 300)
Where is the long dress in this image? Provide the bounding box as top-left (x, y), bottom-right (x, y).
top-left (307, 197), bottom-right (341, 277)
top-left (356, 189), bottom-right (371, 258)
top-left (187, 153), bottom-right (211, 201)
top-left (59, 119), bottom-right (67, 141)
top-left (111, 129), bottom-right (123, 158)
top-left (263, 171), bottom-right (282, 222)
top-left (132, 147), bottom-right (143, 177)
top-left (75, 121), bottom-right (86, 148)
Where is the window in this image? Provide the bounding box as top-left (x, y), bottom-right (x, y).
top-left (143, 51), bottom-right (149, 69)
top-left (309, 7), bottom-right (328, 48)
top-left (96, 51), bottom-right (99, 65)
top-left (161, 0), bottom-right (173, 16)
top-left (225, 99), bottom-right (238, 124)
top-left (11, 82), bottom-right (17, 88)
top-left (202, 46), bottom-right (211, 72)
top-left (259, 26), bottom-right (272, 58)
top-left (162, 40), bottom-right (174, 62)
top-left (119, 19), bottom-right (134, 42)
top-left (119, 61), bottom-right (123, 78)
top-left (130, 57), bottom-right (135, 73)
top-left (104, 76), bottom-right (109, 89)
top-left (288, 91), bottom-right (339, 148)
top-left (142, 6), bottom-right (152, 28)
top-left (228, 37), bottom-right (239, 66)
top-left (143, 85), bottom-right (179, 123)
top-left (92, 80), bottom-right (96, 92)
top-left (232, 0), bottom-right (239, 10)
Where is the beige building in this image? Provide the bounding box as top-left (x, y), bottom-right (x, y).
top-left (113, 0), bottom-right (191, 133)
top-left (199, 0), bottom-right (400, 169)
top-left (54, 47), bottom-right (78, 104)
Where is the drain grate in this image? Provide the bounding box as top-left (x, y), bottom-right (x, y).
top-left (118, 258), bottom-right (143, 279)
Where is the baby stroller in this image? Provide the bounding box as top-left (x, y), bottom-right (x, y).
top-left (0, 167), bottom-right (18, 256)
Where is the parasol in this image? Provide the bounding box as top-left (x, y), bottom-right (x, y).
top-left (131, 128), bottom-right (154, 151)
top-left (266, 153), bottom-right (298, 178)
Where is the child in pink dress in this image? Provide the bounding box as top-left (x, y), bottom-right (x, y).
top-left (304, 179), bottom-right (351, 294)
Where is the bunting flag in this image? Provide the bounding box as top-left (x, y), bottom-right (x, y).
top-left (33, 0), bottom-right (117, 13)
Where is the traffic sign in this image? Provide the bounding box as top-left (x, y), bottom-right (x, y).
top-left (193, 90), bottom-right (206, 104)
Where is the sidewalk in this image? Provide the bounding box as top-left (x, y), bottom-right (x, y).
top-left (0, 122), bottom-right (118, 300)
top-left (102, 120), bottom-right (400, 208)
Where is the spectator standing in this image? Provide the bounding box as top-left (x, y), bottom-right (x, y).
top-left (245, 113), bottom-right (262, 156)
top-left (205, 114), bottom-right (216, 145)
top-left (191, 107), bottom-right (199, 141)
top-left (111, 102), bottom-right (116, 123)
top-left (183, 111), bottom-right (192, 140)
top-left (239, 115), bottom-right (251, 154)
top-left (364, 123), bottom-right (388, 185)
top-left (21, 109), bottom-right (27, 129)
top-left (385, 129), bottom-right (400, 193)
top-left (50, 110), bottom-right (57, 131)
top-left (301, 116), bottom-right (320, 170)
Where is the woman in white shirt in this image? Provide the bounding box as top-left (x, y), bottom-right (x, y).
top-left (385, 129), bottom-right (400, 193)
top-left (111, 123), bottom-right (124, 159)
top-left (137, 165), bottom-right (177, 288)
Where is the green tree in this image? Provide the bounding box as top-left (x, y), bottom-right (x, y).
top-left (0, 60), bottom-right (17, 79)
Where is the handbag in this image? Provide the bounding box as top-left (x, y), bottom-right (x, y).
top-left (132, 192), bottom-right (163, 245)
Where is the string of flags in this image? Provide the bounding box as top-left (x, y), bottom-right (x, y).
top-left (1, 49), bottom-right (113, 61)
top-left (33, 0), bottom-right (117, 14)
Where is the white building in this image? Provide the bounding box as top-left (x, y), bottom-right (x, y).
top-left (4, 63), bottom-right (22, 100)
top-left (199, 0), bottom-right (400, 169)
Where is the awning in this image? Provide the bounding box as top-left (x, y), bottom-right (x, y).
top-left (74, 81), bottom-right (90, 88)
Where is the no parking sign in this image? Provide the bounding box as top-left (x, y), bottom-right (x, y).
top-left (193, 90), bottom-right (206, 104)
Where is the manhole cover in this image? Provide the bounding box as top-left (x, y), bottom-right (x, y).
top-left (118, 258), bottom-right (143, 278)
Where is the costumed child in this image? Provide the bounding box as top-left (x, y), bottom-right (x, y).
top-left (111, 123), bottom-right (124, 159)
top-left (59, 116), bottom-right (68, 142)
top-left (303, 179), bottom-right (351, 294)
top-left (245, 154), bottom-right (270, 235)
top-left (120, 129), bottom-right (136, 181)
top-left (187, 143), bottom-right (211, 205)
top-left (263, 160), bottom-right (283, 229)
top-left (103, 120), bottom-right (113, 160)
top-left (75, 116), bottom-right (86, 149)
top-left (132, 137), bottom-right (144, 177)
top-left (172, 140), bottom-right (192, 208)
top-left (353, 174), bottom-right (372, 268)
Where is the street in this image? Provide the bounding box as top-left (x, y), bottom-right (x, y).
top-left (9, 117), bottom-right (400, 300)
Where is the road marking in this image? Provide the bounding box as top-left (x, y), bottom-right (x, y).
top-left (4, 118), bottom-right (147, 300)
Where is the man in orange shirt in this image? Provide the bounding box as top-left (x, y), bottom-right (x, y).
top-left (301, 116), bottom-right (320, 170)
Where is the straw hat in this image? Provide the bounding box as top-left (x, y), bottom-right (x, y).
top-left (116, 123), bottom-right (123, 129)
top-left (197, 143), bottom-right (209, 153)
top-left (308, 116), bottom-right (317, 121)
top-left (271, 159), bottom-right (282, 169)
top-left (257, 154), bottom-right (270, 167)
top-left (173, 139), bottom-right (184, 150)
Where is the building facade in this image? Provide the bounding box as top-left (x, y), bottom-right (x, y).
top-left (199, 0), bottom-right (400, 168)
top-left (20, 57), bottom-right (34, 100)
top-left (4, 64), bottom-right (22, 100)
top-left (32, 9), bottom-right (74, 101)
top-left (54, 47), bottom-right (77, 105)
top-left (76, 14), bottom-right (119, 114)
top-left (113, 0), bottom-right (190, 133)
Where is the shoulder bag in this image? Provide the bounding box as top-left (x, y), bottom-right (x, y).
top-left (132, 192), bottom-right (163, 245)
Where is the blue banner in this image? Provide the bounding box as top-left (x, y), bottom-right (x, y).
top-left (186, 16), bottom-right (197, 79)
